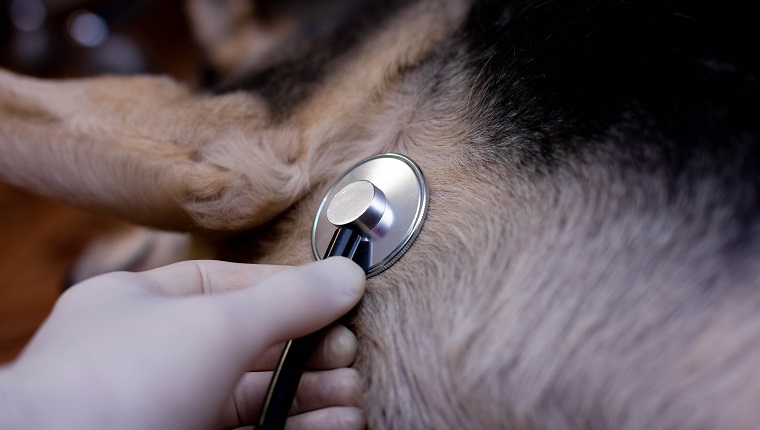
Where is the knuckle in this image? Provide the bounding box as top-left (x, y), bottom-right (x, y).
top-left (55, 271), bottom-right (138, 310)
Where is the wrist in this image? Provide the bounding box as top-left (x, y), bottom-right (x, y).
top-left (0, 363), bottom-right (33, 429)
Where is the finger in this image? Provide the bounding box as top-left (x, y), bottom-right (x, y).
top-left (290, 368), bottom-right (363, 415)
top-left (137, 260), bottom-right (289, 295)
top-left (218, 368), bottom-right (363, 428)
top-left (248, 325), bottom-right (358, 371)
top-left (284, 407), bottom-right (366, 430)
top-left (213, 257), bottom-right (366, 354)
top-left (307, 325), bottom-right (358, 369)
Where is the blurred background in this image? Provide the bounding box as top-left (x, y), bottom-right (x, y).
top-left (0, 0), bottom-right (200, 362)
top-left (0, 0), bottom-right (200, 79)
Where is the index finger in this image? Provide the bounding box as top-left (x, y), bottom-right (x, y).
top-left (136, 260), bottom-right (290, 296)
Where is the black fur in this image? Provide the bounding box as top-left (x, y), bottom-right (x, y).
top-left (461, 0), bottom-right (760, 234)
top-left (215, 0), bottom-right (410, 118)
top-left (206, 2), bottom-right (760, 426)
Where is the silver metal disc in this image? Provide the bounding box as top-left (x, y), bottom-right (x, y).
top-left (312, 153), bottom-right (428, 277)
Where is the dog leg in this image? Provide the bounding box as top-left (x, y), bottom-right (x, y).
top-left (1, 2), bottom-right (470, 232)
top-left (0, 68), bottom-right (310, 231)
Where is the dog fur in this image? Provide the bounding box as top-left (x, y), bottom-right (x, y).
top-left (2, 0), bottom-right (760, 428)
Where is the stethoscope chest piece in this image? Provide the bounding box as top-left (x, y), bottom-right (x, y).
top-left (259, 153), bottom-right (428, 430)
top-left (312, 153), bottom-right (428, 277)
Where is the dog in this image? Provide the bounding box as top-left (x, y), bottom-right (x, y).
top-left (2, 0), bottom-right (759, 428)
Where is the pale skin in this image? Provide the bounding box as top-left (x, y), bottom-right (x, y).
top-left (0, 257), bottom-right (367, 430)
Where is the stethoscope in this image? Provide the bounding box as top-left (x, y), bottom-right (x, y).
top-left (257, 153), bottom-right (429, 429)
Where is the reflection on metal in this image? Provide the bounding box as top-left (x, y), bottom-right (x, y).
top-left (312, 153), bottom-right (428, 277)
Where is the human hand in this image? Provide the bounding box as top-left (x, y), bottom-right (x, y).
top-left (0, 257), bottom-right (366, 430)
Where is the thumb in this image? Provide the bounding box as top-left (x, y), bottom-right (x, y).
top-left (212, 257), bottom-right (366, 353)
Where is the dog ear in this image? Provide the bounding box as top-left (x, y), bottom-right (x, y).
top-left (185, 0), bottom-right (297, 78)
top-left (0, 68), bottom-right (310, 232)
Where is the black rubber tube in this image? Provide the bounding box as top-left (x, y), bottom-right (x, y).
top-left (256, 227), bottom-right (363, 429)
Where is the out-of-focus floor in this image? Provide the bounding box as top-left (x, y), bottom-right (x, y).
top-left (0, 0), bottom-right (199, 363)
